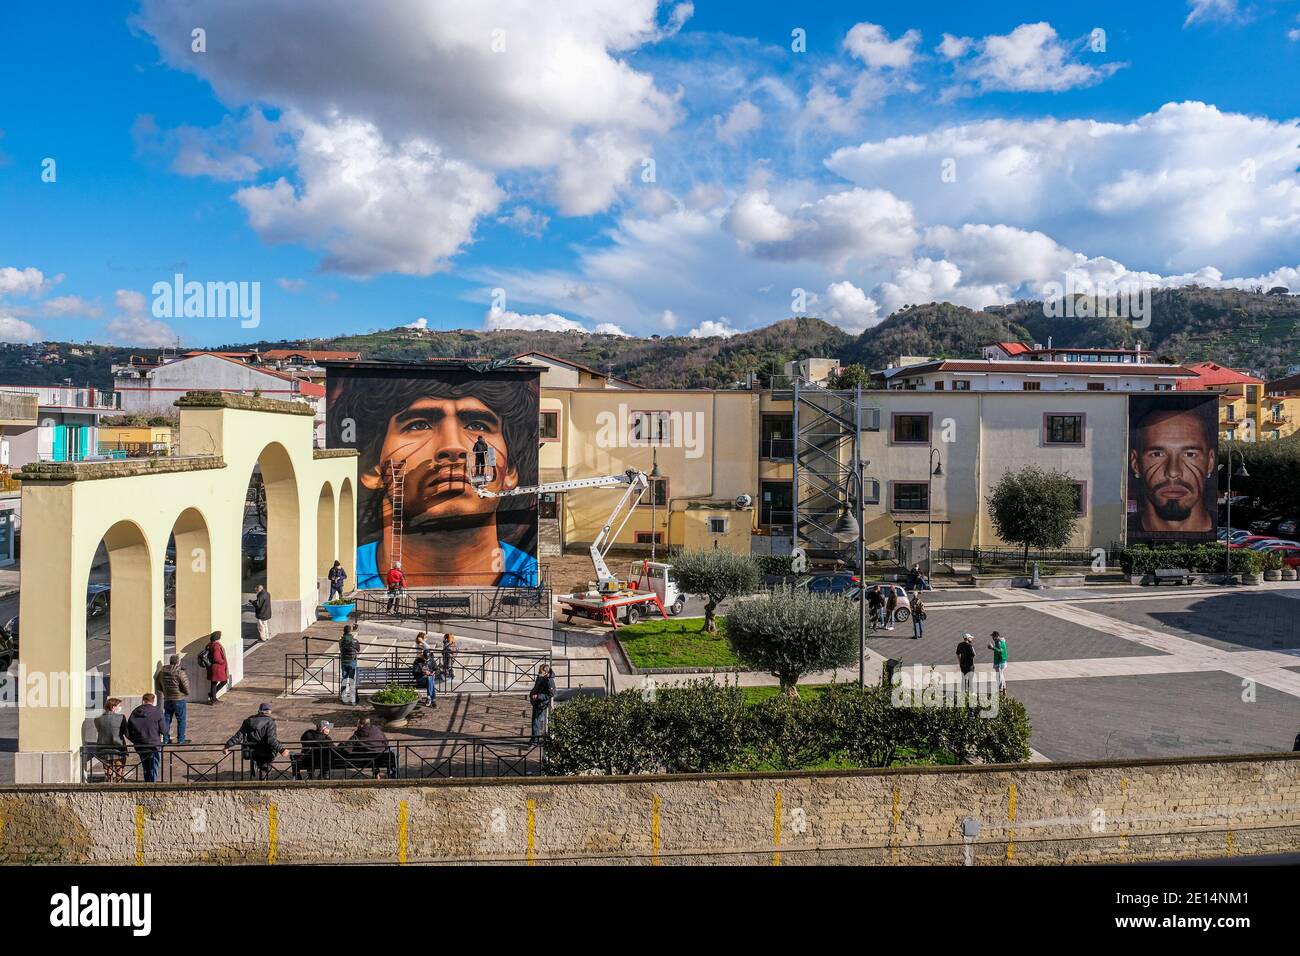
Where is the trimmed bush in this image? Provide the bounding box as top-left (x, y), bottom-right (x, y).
top-left (1119, 544), bottom-right (1262, 575)
top-left (724, 586), bottom-right (860, 695)
top-left (543, 680), bottom-right (1034, 775)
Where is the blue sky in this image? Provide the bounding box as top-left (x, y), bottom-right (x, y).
top-left (1, 0), bottom-right (1298, 347)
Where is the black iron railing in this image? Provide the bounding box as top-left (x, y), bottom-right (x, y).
top-left (81, 737), bottom-right (544, 783)
top-left (354, 586), bottom-right (553, 622)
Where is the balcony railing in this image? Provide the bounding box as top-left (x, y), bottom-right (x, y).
top-left (0, 386), bottom-right (119, 410)
top-left (760, 437), bottom-right (794, 460)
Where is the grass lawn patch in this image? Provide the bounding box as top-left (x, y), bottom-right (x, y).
top-left (617, 617), bottom-right (740, 669)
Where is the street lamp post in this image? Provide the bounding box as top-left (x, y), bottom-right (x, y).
top-left (834, 461), bottom-right (869, 688)
top-left (650, 449), bottom-right (661, 564)
top-left (1221, 445), bottom-right (1249, 577)
top-left (926, 447), bottom-right (943, 576)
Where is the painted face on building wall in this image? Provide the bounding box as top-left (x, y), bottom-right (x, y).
top-left (370, 394), bottom-right (518, 525)
top-left (1129, 408), bottom-right (1216, 531)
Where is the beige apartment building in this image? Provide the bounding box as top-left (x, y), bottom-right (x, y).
top-left (537, 381), bottom-right (1137, 561)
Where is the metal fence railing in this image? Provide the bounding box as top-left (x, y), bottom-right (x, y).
top-left (354, 586), bottom-right (553, 622)
top-left (81, 737), bottom-right (544, 783)
top-left (285, 644), bottom-right (612, 698)
top-left (934, 545), bottom-right (1124, 571)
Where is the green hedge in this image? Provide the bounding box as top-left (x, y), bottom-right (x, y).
top-left (753, 554), bottom-right (796, 576)
top-left (543, 680), bottom-right (1032, 774)
top-left (1118, 544), bottom-right (1274, 575)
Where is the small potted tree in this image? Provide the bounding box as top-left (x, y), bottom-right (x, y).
top-left (1262, 551), bottom-right (1284, 583)
top-left (369, 683), bottom-right (419, 728)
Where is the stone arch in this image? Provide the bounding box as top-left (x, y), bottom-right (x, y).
top-left (339, 477), bottom-right (356, 589)
top-left (256, 441), bottom-right (301, 602)
top-left (169, 507), bottom-right (216, 688)
top-left (316, 481), bottom-right (337, 592)
top-left (99, 519), bottom-right (157, 700)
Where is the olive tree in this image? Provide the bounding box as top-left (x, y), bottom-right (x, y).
top-left (986, 465), bottom-right (1081, 572)
top-left (724, 585), bottom-right (860, 696)
top-left (668, 548), bottom-right (762, 633)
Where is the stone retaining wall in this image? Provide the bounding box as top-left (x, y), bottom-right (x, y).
top-left (1, 753), bottom-right (1295, 865)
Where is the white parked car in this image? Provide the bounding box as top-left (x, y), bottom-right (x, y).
top-left (851, 582), bottom-right (913, 621)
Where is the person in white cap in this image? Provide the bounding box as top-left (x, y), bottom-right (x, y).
top-left (955, 633), bottom-right (976, 696)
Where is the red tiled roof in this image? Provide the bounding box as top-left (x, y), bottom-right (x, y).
top-left (262, 349), bottom-right (361, 362)
top-left (898, 360), bottom-right (1193, 377)
top-left (995, 342), bottom-right (1030, 355)
top-left (1176, 361), bottom-right (1263, 389)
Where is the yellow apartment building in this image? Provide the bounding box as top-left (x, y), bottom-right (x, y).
top-left (538, 382), bottom-right (1140, 561)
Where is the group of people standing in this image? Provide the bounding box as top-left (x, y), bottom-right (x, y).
top-left (412, 630), bottom-right (458, 707)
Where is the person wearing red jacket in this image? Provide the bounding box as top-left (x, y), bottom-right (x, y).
top-left (385, 562), bottom-right (406, 614)
top-left (203, 631), bottom-right (229, 704)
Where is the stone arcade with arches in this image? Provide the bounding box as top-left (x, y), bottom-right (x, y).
top-left (14, 392), bottom-right (356, 783)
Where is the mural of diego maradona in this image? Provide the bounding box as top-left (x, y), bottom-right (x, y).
top-left (327, 364), bottom-right (540, 588)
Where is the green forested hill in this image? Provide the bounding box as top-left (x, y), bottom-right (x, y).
top-left (6, 285), bottom-right (1298, 391)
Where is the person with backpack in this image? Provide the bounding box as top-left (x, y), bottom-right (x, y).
top-left (327, 560), bottom-right (348, 601)
top-left (224, 702), bottom-right (288, 780)
top-left (988, 631), bottom-right (1008, 694)
top-left (910, 592), bottom-right (926, 639)
top-left (339, 625), bottom-right (360, 705)
top-left (154, 653), bottom-right (191, 745)
top-left (198, 632), bottom-right (228, 705)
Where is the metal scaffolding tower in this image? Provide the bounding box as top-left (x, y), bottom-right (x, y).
top-left (781, 378), bottom-right (880, 559)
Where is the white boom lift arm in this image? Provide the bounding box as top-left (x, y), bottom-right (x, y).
top-left (474, 469), bottom-right (649, 591)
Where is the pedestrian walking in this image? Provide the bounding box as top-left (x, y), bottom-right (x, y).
top-left (884, 587), bottom-right (899, 630)
top-left (198, 631), bottom-right (228, 704)
top-left (224, 702), bottom-right (288, 780)
top-left (528, 663), bottom-right (557, 744)
top-left (327, 560), bottom-right (348, 601)
top-left (956, 633), bottom-right (976, 697)
top-left (154, 653), bottom-right (191, 744)
top-left (250, 584), bottom-right (273, 642)
top-left (93, 697), bottom-right (129, 781)
top-left (385, 561), bottom-right (406, 614)
top-left (339, 624), bottom-right (360, 705)
top-left (910, 592), bottom-right (926, 639)
top-left (125, 693), bottom-right (166, 782)
top-left (988, 631), bottom-right (1008, 694)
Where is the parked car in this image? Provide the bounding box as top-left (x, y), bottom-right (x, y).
top-left (795, 571), bottom-right (860, 596)
top-left (1279, 519), bottom-right (1299, 537)
top-left (0, 617), bottom-right (16, 671)
top-left (1230, 535), bottom-right (1285, 549)
top-left (1247, 539), bottom-right (1300, 551)
top-left (1250, 516), bottom-right (1287, 533)
top-left (4, 584), bottom-right (114, 651)
top-left (242, 529), bottom-right (268, 573)
top-left (1264, 546), bottom-right (1300, 568)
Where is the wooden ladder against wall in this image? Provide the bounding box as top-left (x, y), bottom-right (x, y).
top-left (386, 460), bottom-right (406, 569)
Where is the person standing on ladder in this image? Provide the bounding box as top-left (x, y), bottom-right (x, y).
top-left (472, 433), bottom-right (490, 481)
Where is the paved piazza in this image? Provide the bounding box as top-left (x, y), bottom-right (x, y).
top-left (878, 584), bottom-right (1300, 760)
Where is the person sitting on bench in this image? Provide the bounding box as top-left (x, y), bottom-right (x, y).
top-left (293, 719), bottom-right (339, 779)
top-left (341, 716), bottom-right (396, 778)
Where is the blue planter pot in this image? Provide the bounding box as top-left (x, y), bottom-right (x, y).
top-left (324, 602), bottom-right (355, 622)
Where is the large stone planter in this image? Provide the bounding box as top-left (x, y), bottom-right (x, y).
top-left (1264, 569), bottom-right (1282, 582)
top-left (369, 698), bottom-right (418, 728)
top-left (1283, 567), bottom-right (1298, 582)
top-left (1242, 572), bottom-right (1264, 586)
